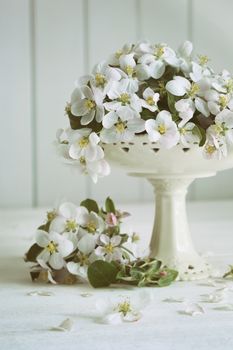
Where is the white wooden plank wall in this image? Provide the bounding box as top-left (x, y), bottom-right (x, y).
top-left (1, 0), bottom-right (233, 207)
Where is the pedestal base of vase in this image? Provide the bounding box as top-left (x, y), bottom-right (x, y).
top-left (130, 173), bottom-right (214, 281)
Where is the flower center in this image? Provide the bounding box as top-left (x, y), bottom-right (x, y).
top-left (78, 252), bottom-right (89, 266)
top-left (46, 241), bottom-right (58, 254)
top-left (79, 156), bottom-right (86, 165)
top-left (47, 210), bottom-right (57, 221)
top-left (115, 50), bottom-right (123, 59)
top-left (78, 137), bottom-right (89, 148)
top-left (86, 220), bottom-right (97, 233)
top-left (85, 99), bottom-right (96, 110)
top-left (205, 144), bottom-right (216, 155)
top-left (65, 219), bottom-right (78, 232)
top-left (104, 243), bottom-right (114, 254)
top-left (116, 122), bottom-right (126, 133)
top-left (117, 301), bottom-right (132, 316)
top-left (180, 127), bottom-right (186, 135)
top-left (157, 124), bottom-right (167, 135)
top-left (154, 45), bottom-right (164, 59)
top-left (198, 55), bottom-right (209, 66)
top-left (219, 95), bottom-right (228, 109)
top-left (118, 93), bottom-right (130, 105)
top-left (146, 96), bottom-right (155, 106)
top-left (95, 73), bottom-right (106, 87)
top-left (125, 65), bottom-right (134, 76)
top-left (188, 83), bottom-right (199, 98)
top-left (225, 79), bottom-right (233, 93)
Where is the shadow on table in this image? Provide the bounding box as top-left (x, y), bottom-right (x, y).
top-left (0, 256), bottom-right (32, 286)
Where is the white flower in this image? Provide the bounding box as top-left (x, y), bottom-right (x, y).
top-left (70, 85), bottom-right (104, 124)
top-left (95, 291), bottom-right (152, 324)
top-left (138, 43), bottom-right (180, 79)
top-left (212, 70), bottom-right (233, 94)
top-left (190, 61), bottom-right (212, 83)
top-left (203, 126), bottom-right (227, 160)
top-left (49, 202), bottom-right (87, 235)
top-left (141, 87), bottom-right (159, 112)
top-left (166, 76), bottom-right (210, 117)
top-left (69, 130), bottom-right (104, 162)
top-left (79, 61), bottom-right (121, 91)
top-left (205, 89), bottom-right (233, 115)
top-left (104, 80), bottom-right (142, 120)
top-left (119, 53), bottom-right (139, 93)
top-left (79, 208), bottom-right (105, 235)
top-left (67, 235), bottom-right (96, 280)
top-left (179, 122), bottom-right (200, 147)
top-left (95, 234), bottom-right (122, 262)
top-left (100, 118), bottom-right (145, 143)
top-left (108, 43), bottom-right (133, 66)
top-left (78, 157), bottom-right (111, 183)
top-left (175, 98), bottom-right (195, 127)
top-left (36, 230), bottom-right (74, 270)
top-left (178, 40), bottom-right (193, 74)
top-left (145, 110), bottom-right (179, 148)
top-left (215, 109), bottom-right (233, 144)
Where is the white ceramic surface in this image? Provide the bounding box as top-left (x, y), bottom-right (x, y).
top-left (103, 136), bottom-right (233, 280)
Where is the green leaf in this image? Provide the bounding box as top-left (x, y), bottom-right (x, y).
top-left (157, 270), bottom-right (178, 287)
top-left (80, 198), bottom-right (99, 213)
top-left (24, 243), bottom-right (43, 263)
top-left (193, 125), bottom-right (206, 146)
top-left (105, 197), bottom-right (116, 214)
top-left (87, 260), bottom-right (118, 288)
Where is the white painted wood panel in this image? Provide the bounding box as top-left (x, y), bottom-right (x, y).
top-left (139, 0), bottom-right (195, 200)
top-left (0, 0), bottom-right (32, 207)
top-left (192, 0), bottom-right (233, 200)
top-left (35, 0), bottom-right (88, 206)
top-left (87, 0), bottom-right (143, 202)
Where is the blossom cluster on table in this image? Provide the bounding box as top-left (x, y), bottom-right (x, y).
top-left (25, 197), bottom-right (177, 287)
top-left (55, 40), bottom-right (233, 182)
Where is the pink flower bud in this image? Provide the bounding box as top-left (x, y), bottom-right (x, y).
top-left (106, 212), bottom-right (118, 226)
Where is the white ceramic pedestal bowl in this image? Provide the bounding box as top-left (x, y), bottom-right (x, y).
top-left (103, 136), bottom-right (233, 281)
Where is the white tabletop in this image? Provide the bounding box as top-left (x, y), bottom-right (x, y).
top-left (1, 201), bottom-right (233, 350)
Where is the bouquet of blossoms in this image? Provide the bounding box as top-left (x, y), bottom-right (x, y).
top-left (56, 41), bottom-right (233, 182)
top-left (25, 197), bottom-right (177, 287)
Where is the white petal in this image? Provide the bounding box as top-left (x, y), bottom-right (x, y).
top-left (59, 202), bottom-right (77, 219)
top-left (150, 60), bottom-right (165, 79)
top-left (36, 230), bottom-right (50, 248)
top-left (102, 312), bottom-right (123, 325)
top-left (103, 111), bottom-right (118, 129)
top-left (77, 235), bottom-right (96, 254)
top-left (51, 318), bottom-right (74, 332)
top-left (166, 77), bottom-right (190, 96)
top-left (37, 249), bottom-right (50, 263)
top-left (58, 238), bottom-right (74, 257)
top-left (49, 217), bottom-right (66, 233)
top-left (195, 97), bottom-right (210, 117)
top-left (81, 109), bottom-right (95, 125)
top-left (49, 252), bottom-right (64, 270)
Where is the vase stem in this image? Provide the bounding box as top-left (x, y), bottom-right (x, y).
top-left (148, 177), bottom-right (210, 280)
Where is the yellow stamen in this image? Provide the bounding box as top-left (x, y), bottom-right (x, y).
top-left (154, 45), bottom-right (165, 58)
top-left (86, 220), bottom-right (97, 233)
top-left (65, 219), bottom-right (78, 232)
top-left (47, 210), bottom-right (57, 221)
top-left (225, 79), bottom-right (233, 93)
top-left (79, 156), bottom-right (86, 165)
top-left (78, 253), bottom-right (89, 266)
top-left (95, 73), bottom-right (106, 87)
top-left (205, 144), bottom-right (216, 155)
top-left (78, 137), bottom-right (89, 149)
top-left (118, 93), bottom-right (130, 105)
top-left (146, 96), bottom-right (155, 106)
top-left (188, 83), bottom-right (199, 97)
top-left (219, 95), bottom-right (228, 109)
top-left (115, 122), bottom-right (125, 133)
top-left (198, 55), bottom-right (209, 66)
top-left (158, 124), bottom-right (167, 135)
top-left (46, 241), bottom-right (58, 254)
top-left (125, 65), bottom-right (134, 76)
top-left (104, 243), bottom-right (114, 254)
top-left (180, 127), bottom-right (186, 135)
top-left (117, 301), bottom-right (132, 316)
top-left (85, 99), bottom-right (95, 110)
top-left (115, 50), bottom-right (123, 59)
